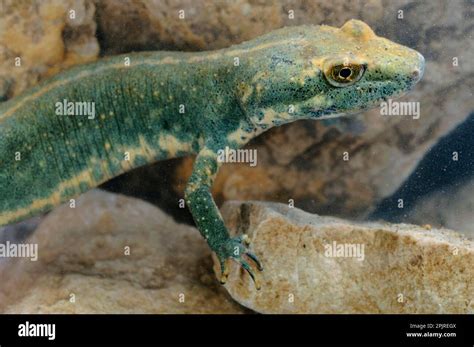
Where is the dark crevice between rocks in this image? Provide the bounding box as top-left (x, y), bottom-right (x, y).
top-left (0, 216), bottom-right (44, 245)
top-left (100, 157), bottom-right (194, 226)
top-left (237, 203), bottom-right (252, 235)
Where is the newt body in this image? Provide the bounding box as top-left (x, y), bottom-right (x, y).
top-left (0, 20), bottom-right (424, 287)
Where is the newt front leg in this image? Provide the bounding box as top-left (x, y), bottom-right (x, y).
top-left (184, 145), bottom-right (263, 289)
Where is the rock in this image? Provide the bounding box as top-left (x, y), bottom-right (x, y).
top-left (215, 201), bottom-right (474, 313)
top-left (0, 190), bottom-right (245, 314)
top-left (95, 0), bottom-right (384, 54)
top-left (0, 0), bottom-right (99, 98)
top-left (407, 179), bottom-right (474, 240)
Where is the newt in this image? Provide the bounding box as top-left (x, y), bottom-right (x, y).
top-left (0, 20), bottom-right (424, 288)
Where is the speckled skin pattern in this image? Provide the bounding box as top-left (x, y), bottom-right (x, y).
top-left (0, 20), bottom-right (424, 287)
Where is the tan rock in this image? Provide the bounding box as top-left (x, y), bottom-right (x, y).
top-left (96, 0), bottom-right (382, 54)
top-left (0, 0), bottom-right (98, 98)
top-left (216, 201), bottom-right (474, 313)
top-left (0, 190), bottom-right (244, 314)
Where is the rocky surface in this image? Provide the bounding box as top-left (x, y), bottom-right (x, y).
top-left (1, 191), bottom-right (472, 314)
top-left (95, 0), bottom-right (384, 54)
top-left (216, 201), bottom-right (474, 314)
top-left (0, 0), bottom-right (98, 99)
top-left (0, 190), bottom-right (245, 313)
top-left (407, 179), bottom-right (474, 240)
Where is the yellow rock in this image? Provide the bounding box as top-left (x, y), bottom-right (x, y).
top-left (0, 0), bottom-right (99, 98)
top-left (216, 201), bottom-right (474, 313)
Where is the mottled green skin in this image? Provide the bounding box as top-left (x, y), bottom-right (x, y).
top-left (0, 20), bottom-right (424, 286)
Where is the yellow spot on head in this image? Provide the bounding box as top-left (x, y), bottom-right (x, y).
top-left (310, 57), bottom-right (325, 69)
top-left (307, 94), bottom-right (332, 109)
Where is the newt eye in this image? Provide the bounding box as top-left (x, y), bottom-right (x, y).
top-left (325, 63), bottom-right (366, 87)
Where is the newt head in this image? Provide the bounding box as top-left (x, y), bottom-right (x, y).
top-left (238, 19), bottom-right (425, 127)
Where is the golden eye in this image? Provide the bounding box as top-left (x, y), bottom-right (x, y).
top-left (325, 63), bottom-right (365, 87)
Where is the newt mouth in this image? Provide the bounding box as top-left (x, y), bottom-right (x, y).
top-left (308, 106), bottom-right (339, 119)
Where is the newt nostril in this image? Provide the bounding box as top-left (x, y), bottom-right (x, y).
top-left (411, 64), bottom-right (424, 83)
top-left (411, 52), bottom-right (425, 83)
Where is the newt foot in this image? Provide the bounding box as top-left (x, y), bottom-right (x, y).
top-left (217, 234), bottom-right (263, 290)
